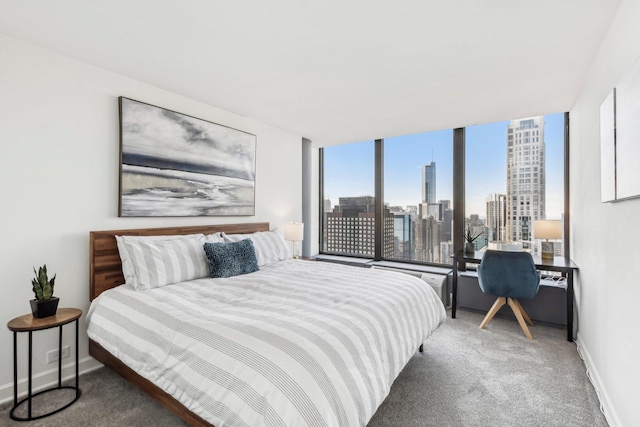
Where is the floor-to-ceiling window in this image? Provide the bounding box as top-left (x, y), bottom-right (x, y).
top-left (384, 130), bottom-right (454, 265)
top-left (320, 113), bottom-right (567, 264)
top-left (321, 140), bottom-right (375, 257)
top-left (465, 113), bottom-right (565, 255)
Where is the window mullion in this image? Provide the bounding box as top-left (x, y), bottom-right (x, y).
top-left (453, 128), bottom-right (465, 261)
top-left (374, 139), bottom-right (384, 261)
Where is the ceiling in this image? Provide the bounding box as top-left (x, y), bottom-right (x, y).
top-left (0, 0), bottom-right (621, 146)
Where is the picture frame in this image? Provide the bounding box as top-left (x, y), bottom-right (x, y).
top-left (600, 54), bottom-right (640, 203)
top-left (118, 97), bottom-right (256, 217)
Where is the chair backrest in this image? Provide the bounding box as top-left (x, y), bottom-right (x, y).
top-left (477, 250), bottom-right (540, 299)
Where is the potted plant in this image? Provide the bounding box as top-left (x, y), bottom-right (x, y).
top-left (30, 265), bottom-right (59, 318)
top-left (464, 226), bottom-right (481, 255)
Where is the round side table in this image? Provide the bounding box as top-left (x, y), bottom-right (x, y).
top-left (7, 307), bottom-right (82, 421)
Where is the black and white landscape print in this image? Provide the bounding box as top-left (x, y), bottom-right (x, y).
top-left (119, 97), bottom-right (256, 216)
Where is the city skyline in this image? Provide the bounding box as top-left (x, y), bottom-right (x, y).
top-left (323, 113), bottom-right (565, 220)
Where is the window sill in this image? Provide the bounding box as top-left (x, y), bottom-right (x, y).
top-left (314, 254), bottom-right (373, 267)
top-left (369, 260), bottom-right (452, 275)
top-left (315, 255), bottom-right (454, 276)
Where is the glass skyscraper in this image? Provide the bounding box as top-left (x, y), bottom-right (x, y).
top-left (422, 162), bottom-right (436, 204)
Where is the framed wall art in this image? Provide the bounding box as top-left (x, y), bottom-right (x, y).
top-left (118, 97), bottom-right (256, 216)
top-left (600, 54), bottom-right (640, 203)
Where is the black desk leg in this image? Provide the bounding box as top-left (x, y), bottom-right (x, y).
top-left (567, 271), bottom-right (574, 342)
top-left (452, 262), bottom-right (458, 318)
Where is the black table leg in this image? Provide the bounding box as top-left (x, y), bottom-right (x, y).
top-left (28, 331), bottom-right (32, 419)
top-left (58, 325), bottom-right (63, 387)
top-left (13, 331), bottom-right (17, 408)
top-left (75, 319), bottom-right (79, 394)
top-left (567, 271), bottom-right (574, 342)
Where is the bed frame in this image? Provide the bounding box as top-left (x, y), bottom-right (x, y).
top-left (88, 222), bottom-right (269, 427)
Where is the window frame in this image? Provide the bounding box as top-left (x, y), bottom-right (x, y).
top-left (319, 113), bottom-right (571, 264)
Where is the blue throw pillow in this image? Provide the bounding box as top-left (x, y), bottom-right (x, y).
top-left (203, 239), bottom-right (259, 278)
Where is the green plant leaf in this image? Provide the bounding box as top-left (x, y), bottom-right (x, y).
top-left (32, 264), bottom-right (54, 300)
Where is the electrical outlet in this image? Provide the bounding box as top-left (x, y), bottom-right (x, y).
top-left (46, 345), bottom-right (70, 364)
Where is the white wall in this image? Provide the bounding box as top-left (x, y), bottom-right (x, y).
top-left (0, 34), bottom-right (302, 403)
top-left (571, 1), bottom-right (640, 425)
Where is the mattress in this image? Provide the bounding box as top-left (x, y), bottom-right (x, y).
top-left (87, 259), bottom-right (446, 427)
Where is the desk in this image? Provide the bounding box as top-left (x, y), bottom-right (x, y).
top-left (451, 251), bottom-right (578, 342)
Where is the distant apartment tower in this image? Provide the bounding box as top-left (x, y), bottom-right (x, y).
top-left (422, 162), bottom-right (436, 204)
top-left (393, 212), bottom-right (414, 260)
top-left (325, 196), bottom-right (393, 257)
top-left (438, 200), bottom-right (452, 243)
top-left (469, 214), bottom-right (483, 227)
top-left (415, 216), bottom-right (442, 263)
top-left (486, 193), bottom-right (507, 242)
top-left (506, 117), bottom-right (545, 248)
top-left (442, 208), bottom-right (453, 242)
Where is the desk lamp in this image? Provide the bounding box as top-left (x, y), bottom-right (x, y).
top-left (533, 220), bottom-right (562, 259)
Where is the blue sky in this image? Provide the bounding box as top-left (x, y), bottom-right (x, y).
top-left (323, 113), bottom-right (565, 219)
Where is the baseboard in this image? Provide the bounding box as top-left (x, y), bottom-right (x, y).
top-left (0, 356), bottom-right (103, 406)
top-left (575, 334), bottom-right (621, 427)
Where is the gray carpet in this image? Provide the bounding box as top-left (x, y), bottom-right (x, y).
top-left (0, 310), bottom-right (607, 427)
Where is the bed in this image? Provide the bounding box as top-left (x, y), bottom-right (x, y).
top-left (88, 223), bottom-right (446, 427)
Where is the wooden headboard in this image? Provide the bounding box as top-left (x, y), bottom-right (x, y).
top-left (89, 222), bottom-right (269, 300)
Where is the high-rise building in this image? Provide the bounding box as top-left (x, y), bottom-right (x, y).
top-left (506, 117), bottom-right (545, 248)
top-left (419, 201), bottom-right (444, 222)
top-left (438, 200), bottom-right (451, 211)
top-left (325, 196), bottom-right (393, 257)
top-left (439, 241), bottom-right (453, 265)
top-left (393, 212), bottom-right (414, 260)
top-left (415, 216), bottom-right (442, 263)
top-left (472, 225), bottom-right (490, 251)
top-left (422, 162), bottom-right (436, 204)
top-left (486, 193), bottom-right (507, 242)
top-left (439, 200), bottom-right (452, 245)
top-left (442, 208), bottom-right (453, 242)
top-left (469, 214), bottom-right (483, 227)
top-left (427, 203), bottom-right (443, 221)
top-left (405, 205), bottom-right (418, 216)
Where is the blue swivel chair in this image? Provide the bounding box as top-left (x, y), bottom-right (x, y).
top-left (477, 250), bottom-right (541, 339)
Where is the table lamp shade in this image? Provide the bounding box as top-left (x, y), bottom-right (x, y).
top-left (533, 220), bottom-right (562, 240)
top-left (284, 222), bottom-right (304, 242)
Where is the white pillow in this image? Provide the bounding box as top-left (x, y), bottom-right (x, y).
top-left (222, 230), bottom-right (291, 266)
top-left (120, 235), bottom-right (210, 291)
top-left (203, 232), bottom-right (225, 243)
top-left (115, 233), bottom-right (205, 288)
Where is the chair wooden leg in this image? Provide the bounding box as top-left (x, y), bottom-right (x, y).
top-left (513, 299), bottom-right (534, 326)
top-left (480, 297), bottom-right (506, 329)
top-left (507, 298), bottom-right (533, 339)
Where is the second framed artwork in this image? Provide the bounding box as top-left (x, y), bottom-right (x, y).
top-left (600, 54), bottom-right (640, 203)
top-left (118, 97), bottom-right (256, 217)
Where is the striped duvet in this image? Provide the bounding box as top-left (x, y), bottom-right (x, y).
top-left (87, 259), bottom-right (446, 427)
